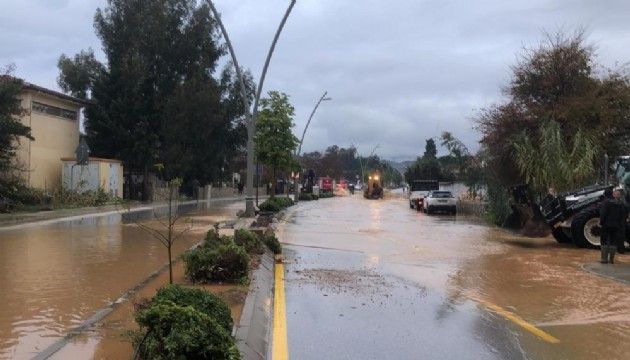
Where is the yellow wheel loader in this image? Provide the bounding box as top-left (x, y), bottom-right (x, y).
top-left (363, 171), bottom-right (384, 199)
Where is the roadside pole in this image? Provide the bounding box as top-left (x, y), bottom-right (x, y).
top-left (207, 0), bottom-right (296, 217)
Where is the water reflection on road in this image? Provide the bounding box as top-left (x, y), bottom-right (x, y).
top-left (283, 191), bottom-right (630, 359)
top-left (0, 201), bottom-right (241, 360)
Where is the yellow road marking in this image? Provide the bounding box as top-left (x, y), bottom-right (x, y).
top-left (272, 262), bottom-right (288, 359)
top-left (272, 208), bottom-right (294, 360)
top-left (466, 292), bottom-right (560, 344)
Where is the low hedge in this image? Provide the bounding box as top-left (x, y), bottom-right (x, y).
top-left (133, 299), bottom-right (240, 360)
top-left (258, 196), bottom-right (294, 212)
top-left (203, 229), bottom-right (233, 249)
top-left (263, 234), bottom-right (282, 254)
top-left (234, 229), bottom-right (264, 254)
top-left (183, 242), bottom-right (250, 284)
top-left (152, 285), bottom-right (233, 332)
top-left (298, 193), bottom-right (319, 201)
top-left (318, 192), bottom-right (335, 199)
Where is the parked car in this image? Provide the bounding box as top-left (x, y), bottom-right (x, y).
top-left (422, 190), bottom-right (457, 215)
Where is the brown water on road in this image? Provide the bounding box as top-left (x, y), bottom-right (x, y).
top-left (0, 202), bottom-right (242, 360)
top-left (284, 193), bottom-right (630, 359)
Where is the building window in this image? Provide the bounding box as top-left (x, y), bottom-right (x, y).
top-left (32, 101), bottom-right (78, 120)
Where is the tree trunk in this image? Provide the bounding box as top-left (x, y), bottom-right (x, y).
top-left (271, 168), bottom-right (276, 199)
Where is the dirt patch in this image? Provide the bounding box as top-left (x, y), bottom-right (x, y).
top-left (291, 268), bottom-right (392, 296)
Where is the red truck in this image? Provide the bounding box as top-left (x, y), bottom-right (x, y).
top-left (319, 177), bottom-right (334, 193)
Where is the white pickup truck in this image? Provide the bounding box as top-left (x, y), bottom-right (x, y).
top-left (408, 180), bottom-right (439, 211)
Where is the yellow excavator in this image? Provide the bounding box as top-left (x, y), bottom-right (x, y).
top-left (363, 170), bottom-right (384, 199)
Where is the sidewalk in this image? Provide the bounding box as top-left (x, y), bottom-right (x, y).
top-left (0, 195), bottom-right (253, 228)
top-left (0, 203), bottom-right (134, 227)
top-left (581, 261), bottom-right (630, 286)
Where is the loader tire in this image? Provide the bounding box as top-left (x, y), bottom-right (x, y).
top-left (570, 208), bottom-right (601, 249)
top-left (551, 227), bottom-right (572, 244)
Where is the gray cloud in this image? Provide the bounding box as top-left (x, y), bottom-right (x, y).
top-left (3, 0), bottom-right (630, 161)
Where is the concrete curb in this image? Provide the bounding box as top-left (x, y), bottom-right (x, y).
top-left (580, 262), bottom-right (630, 286)
top-left (235, 251), bottom-right (275, 360)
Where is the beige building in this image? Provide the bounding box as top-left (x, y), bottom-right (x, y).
top-left (16, 81), bottom-right (85, 190)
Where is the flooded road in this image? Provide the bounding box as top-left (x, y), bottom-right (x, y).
top-left (0, 200), bottom-right (243, 360)
top-left (278, 191), bottom-right (630, 359)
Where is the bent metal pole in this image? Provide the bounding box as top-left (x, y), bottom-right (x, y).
top-left (207, 0), bottom-right (296, 217)
top-left (297, 91), bottom-right (329, 157)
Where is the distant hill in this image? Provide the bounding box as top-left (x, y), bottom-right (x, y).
top-left (383, 160), bottom-right (414, 175)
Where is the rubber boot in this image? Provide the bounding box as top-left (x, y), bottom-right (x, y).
top-left (600, 245), bottom-right (609, 264)
top-left (609, 245), bottom-right (616, 264)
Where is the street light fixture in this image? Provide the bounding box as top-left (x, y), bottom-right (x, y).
top-left (294, 91), bottom-right (332, 203)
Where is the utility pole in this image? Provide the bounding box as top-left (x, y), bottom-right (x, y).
top-left (207, 0), bottom-right (296, 217)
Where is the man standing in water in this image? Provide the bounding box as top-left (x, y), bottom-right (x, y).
top-left (599, 189), bottom-right (629, 264)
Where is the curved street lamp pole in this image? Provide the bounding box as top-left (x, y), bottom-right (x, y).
top-left (294, 91), bottom-right (332, 202)
top-left (296, 91), bottom-right (332, 157)
top-left (207, 0), bottom-right (296, 217)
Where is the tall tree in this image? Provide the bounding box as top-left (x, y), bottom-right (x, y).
top-left (0, 65), bottom-right (33, 197)
top-left (57, 49), bottom-right (104, 100)
top-left (57, 0), bottom-right (253, 197)
top-left (404, 138), bottom-right (443, 183)
top-left (255, 91), bottom-right (299, 198)
top-left (440, 131), bottom-right (485, 196)
top-left (475, 29), bottom-right (630, 194)
top-left (423, 138), bottom-right (437, 159)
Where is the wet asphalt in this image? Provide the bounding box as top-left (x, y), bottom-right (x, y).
top-left (274, 191), bottom-right (630, 360)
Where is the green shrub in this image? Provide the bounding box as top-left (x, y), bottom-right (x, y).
top-left (275, 197), bottom-right (294, 208)
top-left (258, 199), bottom-right (280, 212)
top-left (263, 234), bottom-right (282, 254)
top-left (319, 192), bottom-right (334, 199)
top-left (8, 185), bottom-right (47, 206)
top-left (299, 193), bottom-right (320, 201)
top-left (133, 300), bottom-right (241, 360)
top-left (485, 179), bottom-right (513, 226)
top-left (258, 196), bottom-right (294, 212)
top-left (153, 284), bottom-right (233, 333)
top-left (234, 229), bottom-right (264, 254)
top-left (183, 243), bottom-right (250, 284)
top-left (203, 229), bottom-right (233, 249)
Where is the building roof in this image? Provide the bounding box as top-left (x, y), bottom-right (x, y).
top-left (21, 80), bottom-right (90, 106)
top-left (1, 75), bottom-right (89, 106)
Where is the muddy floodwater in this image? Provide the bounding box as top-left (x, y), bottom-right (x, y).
top-left (280, 190), bottom-right (630, 359)
top-left (0, 201), bottom-right (242, 360)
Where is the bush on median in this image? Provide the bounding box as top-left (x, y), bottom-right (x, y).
top-left (318, 192), bottom-right (334, 199)
top-left (183, 242), bottom-right (250, 284)
top-left (234, 229), bottom-right (265, 254)
top-left (131, 286), bottom-right (241, 360)
top-left (298, 193), bottom-right (319, 201)
top-left (263, 234), bottom-right (282, 255)
top-left (258, 196), bottom-right (294, 212)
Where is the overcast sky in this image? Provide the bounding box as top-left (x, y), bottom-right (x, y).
top-left (2, 0), bottom-right (630, 161)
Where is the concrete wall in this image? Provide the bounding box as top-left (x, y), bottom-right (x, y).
top-left (16, 88), bottom-right (82, 190)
